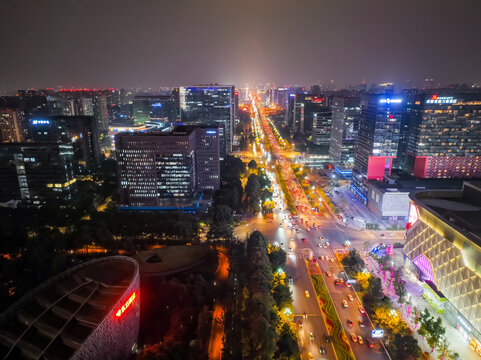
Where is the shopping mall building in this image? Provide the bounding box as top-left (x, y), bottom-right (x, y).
top-left (404, 181), bottom-right (481, 356)
top-left (0, 256), bottom-right (140, 359)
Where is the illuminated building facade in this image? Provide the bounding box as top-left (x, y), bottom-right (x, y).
top-left (351, 94), bottom-right (402, 203)
top-left (133, 95), bottom-right (176, 125)
top-left (304, 95), bottom-right (329, 135)
top-left (406, 93), bottom-right (481, 179)
top-left (116, 125), bottom-right (220, 209)
top-left (404, 182), bottom-right (481, 356)
top-left (0, 256), bottom-right (140, 360)
top-left (0, 142), bottom-right (77, 205)
top-left (29, 115), bottom-right (101, 173)
top-left (312, 108), bottom-right (332, 153)
top-left (0, 109), bottom-right (27, 143)
top-left (179, 85), bottom-right (235, 158)
top-left (329, 96), bottom-right (361, 176)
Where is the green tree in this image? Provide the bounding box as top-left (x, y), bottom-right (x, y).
top-left (418, 309), bottom-right (446, 349)
top-left (272, 283), bottom-right (292, 309)
top-left (394, 280), bottom-right (407, 303)
top-left (248, 159), bottom-right (258, 170)
top-left (221, 155), bottom-right (246, 182)
top-left (207, 205), bottom-right (234, 240)
top-left (274, 322), bottom-right (299, 359)
top-left (368, 276), bottom-right (384, 299)
top-left (245, 174), bottom-right (262, 213)
top-left (341, 249), bottom-right (365, 274)
top-left (392, 333), bottom-right (421, 360)
top-left (269, 247), bottom-right (287, 271)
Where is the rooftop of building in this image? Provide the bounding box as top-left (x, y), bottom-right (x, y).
top-left (411, 181), bottom-right (481, 246)
top-left (0, 256), bottom-right (138, 360)
top-left (369, 174), bottom-right (464, 194)
top-left (115, 124), bottom-right (219, 138)
top-left (133, 245), bottom-right (211, 277)
top-left (133, 94), bottom-right (172, 100)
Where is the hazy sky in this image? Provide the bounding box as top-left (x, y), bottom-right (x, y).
top-left (1, 0), bottom-right (480, 91)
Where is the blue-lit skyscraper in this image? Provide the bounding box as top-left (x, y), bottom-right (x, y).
top-left (179, 85), bottom-right (234, 158)
top-left (351, 94), bottom-right (402, 203)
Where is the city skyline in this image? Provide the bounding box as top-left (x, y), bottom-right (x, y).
top-left (1, 0), bottom-right (481, 92)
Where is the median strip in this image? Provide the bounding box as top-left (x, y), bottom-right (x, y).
top-left (310, 274), bottom-right (356, 360)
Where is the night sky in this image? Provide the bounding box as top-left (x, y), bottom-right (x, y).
top-left (1, 0), bottom-right (480, 91)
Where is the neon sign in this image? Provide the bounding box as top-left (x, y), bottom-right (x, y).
top-left (426, 96), bottom-right (456, 104)
top-left (151, 103), bottom-right (163, 107)
top-left (115, 292), bottom-right (136, 317)
top-left (32, 120), bottom-right (50, 125)
top-left (379, 98), bottom-right (402, 104)
top-left (206, 130), bottom-right (217, 135)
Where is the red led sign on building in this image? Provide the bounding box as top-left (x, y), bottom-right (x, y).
top-left (406, 203), bottom-right (419, 230)
top-left (115, 292), bottom-right (136, 318)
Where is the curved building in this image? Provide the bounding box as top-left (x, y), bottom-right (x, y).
top-left (0, 256), bottom-right (139, 360)
top-left (404, 181), bottom-right (481, 355)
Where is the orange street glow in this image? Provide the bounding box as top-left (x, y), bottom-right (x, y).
top-left (115, 292), bottom-right (136, 317)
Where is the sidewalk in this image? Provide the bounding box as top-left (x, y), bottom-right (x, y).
top-left (364, 253), bottom-right (477, 360)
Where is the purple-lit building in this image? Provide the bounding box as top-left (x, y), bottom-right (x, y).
top-left (404, 181), bottom-right (481, 355)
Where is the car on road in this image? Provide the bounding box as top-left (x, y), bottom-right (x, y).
top-left (309, 332), bottom-right (314, 341)
top-left (342, 300), bottom-right (348, 308)
top-left (326, 271), bottom-right (332, 277)
top-left (346, 319), bottom-right (353, 326)
top-left (320, 237), bottom-right (324, 241)
top-left (297, 320), bottom-right (303, 328)
top-left (302, 238), bottom-right (307, 242)
top-left (324, 334), bottom-right (331, 343)
top-left (334, 279), bottom-right (343, 285)
top-left (305, 290), bottom-right (310, 298)
top-left (358, 336), bottom-right (363, 344)
top-left (318, 243), bottom-right (322, 247)
top-left (366, 338), bottom-right (374, 348)
top-left (320, 345), bottom-right (326, 354)
top-left (288, 276), bottom-right (293, 284)
top-left (330, 256), bottom-right (335, 263)
top-left (308, 352), bottom-right (314, 360)
top-left (358, 305), bottom-right (366, 314)
top-left (358, 320), bottom-right (365, 327)
top-left (350, 332), bottom-right (358, 342)
top-left (347, 294), bottom-right (354, 301)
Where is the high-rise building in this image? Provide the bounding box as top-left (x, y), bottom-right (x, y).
top-left (312, 109), bottom-right (332, 153)
top-left (234, 91), bottom-right (239, 120)
top-left (275, 88), bottom-right (290, 108)
top-left (55, 90), bottom-right (109, 133)
top-left (0, 142), bottom-right (77, 205)
top-left (29, 116), bottom-right (101, 173)
top-left (116, 125), bottom-right (220, 209)
top-left (394, 89), bottom-right (416, 170)
top-left (329, 96), bottom-right (361, 177)
top-left (351, 94), bottom-right (402, 203)
top-left (133, 95), bottom-right (176, 126)
top-left (406, 93), bottom-right (481, 178)
top-left (0, 110), bottom-right (27, 143)
top-left (303, 95), bottom-right (328, 135)
top-left (179, 85), bottom-right (234, 158)
top-left (286, 93), bottom-right (305, 134)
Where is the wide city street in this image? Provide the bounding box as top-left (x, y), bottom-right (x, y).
top-left (233, 98), bottom-right (391, 360)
